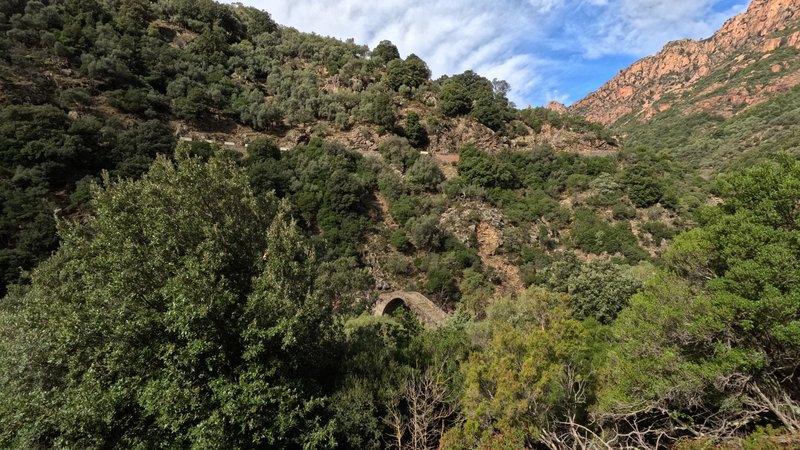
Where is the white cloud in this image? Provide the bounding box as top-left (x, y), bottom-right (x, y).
top-left (223, 0), bottom-right (747, 105)
top-left (577, 0), bottom-right (748, 58)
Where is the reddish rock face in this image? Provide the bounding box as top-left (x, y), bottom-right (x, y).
top-left (571, 0), bottom-right (800, 126)
top-left (546, 100), bottom-right (568, 114)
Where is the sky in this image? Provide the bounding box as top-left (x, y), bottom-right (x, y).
top-left (224, 0), bottom-right (748, 107)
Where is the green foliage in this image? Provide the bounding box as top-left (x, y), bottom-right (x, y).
top-left (436, 71), bottom-right (511, 129)
top-left (406, 214), bottom-right (443, 251)
top-left (426, 267), bottom-right (459, 301)
top-left (517, 106), bottom-right (616, 144)
top-left (438, 77), bottom-right (472, 116)
top-left (457, 145), bottom-right (519, 189)
top-left (641, 220), bottom-right (676, 246)
top-left (488, 188), bottom-right (569, 228)
top-left (404, 111), bottom-right (428, 148)
top-left (623, 77), bottom-right (800, 174)
top-left (247, 137), bottom-right (281, 161)
top-left (388, 194), bottom-right (423, 226)
top-left (544, 257), bottom-right (644, 323)
top-left (597, 159), bottom-right (800, 443)
top-left (231, 4), bottom-right (278, 36)
top-left (58, 88), bottom-right (93, 110)
top-left (360, 89), bottom-right (396, 129)
top-left (444, 288), bottom-right (600, 448)
top-left (471, 93), bottom-right (509, 131)
top-left (371, 39), bottom-right (400, 65)
top-left (4, 2), bottom-right (798, 447)
top-left (0, 104), bottom-right (178, 292)
top-left (278, 139), bottom-right (376, 259)
top-left (386, 54), bottom-right (430, 91)
top-left (458, 268), bottom-right (494, 318)
top-left (385, 253), bottom-right (412, 275)
top-left (406, 155), bottom-right (444, 192)
top-left (611, 200), bottom-right (637, 220)
top-left (586, 173), bottom-right (624, 207)
top-left (571, 208), bottom-right (648, 261)
top-left (389, 230), bottom-right (412, 253)
top-left (378, 136), bottom-right (419, 173)
top-left (0, 151), bottom-right (355, 447)
top-left (107, 87), bottom-right (168, 117)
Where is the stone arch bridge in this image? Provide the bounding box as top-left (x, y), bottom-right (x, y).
top-left (373, 291), bottom-right (449, 327)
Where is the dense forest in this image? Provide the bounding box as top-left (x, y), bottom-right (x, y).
top-left (0, 0), bottom-right (798, 449)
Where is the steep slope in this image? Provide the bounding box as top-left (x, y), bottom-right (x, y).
top-left (0, 0), bottom-right (623, 296)
top-left (572, 0), bottom-right (800, 126)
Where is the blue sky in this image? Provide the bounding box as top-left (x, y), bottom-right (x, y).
top-left (225, 0), bottom-right (748, 107)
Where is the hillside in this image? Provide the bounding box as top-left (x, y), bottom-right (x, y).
top-left (572, 0), bottom-right (800, 126)
top-left (1, 1), bottom-right (800, 449)
top-left (2, 0), bottom-right (684, 304)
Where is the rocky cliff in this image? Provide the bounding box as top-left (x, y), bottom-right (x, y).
top-left (571, 0), bottom-right (800, 126)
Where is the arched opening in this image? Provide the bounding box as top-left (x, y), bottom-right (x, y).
top-left (381, 297), bottom-right (410, 317)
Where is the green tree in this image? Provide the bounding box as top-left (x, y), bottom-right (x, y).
top-left (0, 150), bottom-right (350, 448)
top-left (438, 77), bottom-right (472, 116)
top-left (386, 54), bottom-right (430, 91)
top-left (361, 90), bottom-right (396, 129)
top-left (444, 289), bottom-right (600, 448)
top-left (371, 39), bottom-right (400, 65)
top-left (247, 137), bottom-right (281, 161)
top-left (406, 155), bottom-right (444, 192)
top-left (406, 214), bottom-right (443, 251)
top-left (544, 258), bottom-right (643, 324)
top-left (457, 145), bottom-right (519, 189)
top-left (378, 136), bottom-right (419, 173)
top-left (404, 111), bottom-right (428, 148)
top-left (596, 159), bottom-right (800, 444)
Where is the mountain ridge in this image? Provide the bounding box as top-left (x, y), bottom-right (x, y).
top-left (571, 0), bottom-right (800, 126)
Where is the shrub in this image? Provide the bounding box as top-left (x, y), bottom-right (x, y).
top-left (406, 215), bottom-right (443, 251)
top-left (389, 230), bottom-right (412, 253)
top-left (247, 137), bottom-right (281, 161)
top-left (378, 136), bottom-right (418, 173)
top-left (425, 267), bottom-right (458, 301)
top-left (611, 201), bottom-right (637, 220)
top-left (641, 220), bottom-right (676, 246)
top-left (406, 155), bottom-right (444, 192)
top-left (385, 254), bottom-right (412, 275)
top-left (571, 208), bottom-right (648, 261)
top-left (404, 112), bottom-right (428, 148)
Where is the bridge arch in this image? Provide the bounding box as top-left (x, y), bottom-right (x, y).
top-left (380, 297), bottom-right (411, 316)
top-left (373, 291), bottom-right (449, 328)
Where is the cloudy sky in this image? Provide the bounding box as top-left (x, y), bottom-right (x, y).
top-left (225, 0), bottom-right (748, 106)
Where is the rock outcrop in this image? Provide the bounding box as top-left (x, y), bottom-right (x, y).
top-left (571, 0), bottom-right (800, 126)
top-left (546, 100), bottom-right (568, 114)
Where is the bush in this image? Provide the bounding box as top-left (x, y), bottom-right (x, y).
top-left (378, 136), bottom-right (418, 173)
top-left (388, 195), bottom-right (422, 225)
top-left (385, 254), bottom-right (412, 275)
top-left (406, 215), bottom-right (443, 251)
top-left (404, 112), bottom-right (428, 148)
top-left (425, 267), bottom-right (458, 300)
top-left (641, 220), bottom-right (676, 246)
top-left (571, 208), bottom-right (648, 261)
top-left (389, 230), bottom-right (412, 253)
top-left (438, 78), bottom-right (471, 116)
top-left (371, 40), bottom-right (400, 65)
top-left (247, 137), bottom-right (281, 161)
top-left (406, 155), bottom-right (444, 192)
top-left (611, 201), bottom-right (637, 220)
top-left (107, 88), bottom-right (168, 117)
top-left (457, 145), bottom-right (519, 189)
top-left (360, 90), bottom-right (396, 129)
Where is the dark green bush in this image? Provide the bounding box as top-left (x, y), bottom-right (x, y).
top-left (389, 230), bottom-right (412, 253)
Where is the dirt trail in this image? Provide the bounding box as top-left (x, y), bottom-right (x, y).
top-left (476, 222), bottom-right (524, 293)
